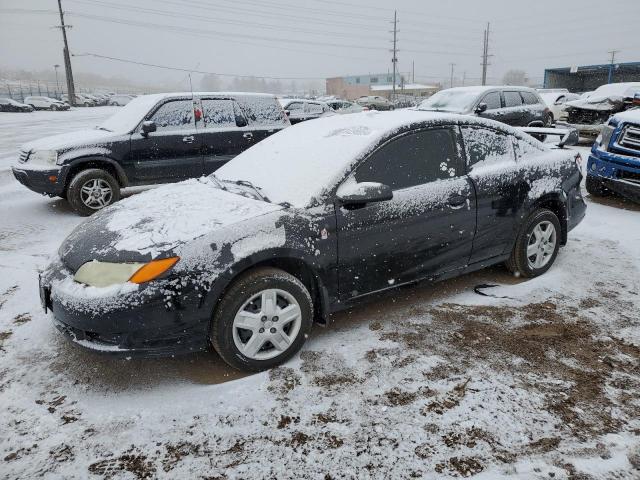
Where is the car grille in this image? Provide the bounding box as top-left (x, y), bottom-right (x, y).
top-left (618, 169), bottom-right (640, 185)
top-left (18, 149), bottom-right (31, 163)
top-left (618, 124), bottom-right (640, 152)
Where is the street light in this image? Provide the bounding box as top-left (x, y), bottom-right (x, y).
top-left (53, 64), bottom-right (60, 95)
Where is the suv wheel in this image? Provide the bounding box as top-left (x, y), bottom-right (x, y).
top-left (211, 267), bottom-right (313, 371)
top-left (50, 104), bottom-right (58, 111)
top-left (585, 175), bottom-right (609, 197)
top-left (67, 168), bottom-right (121, 216)
top-left (506, 209), bottom-right (561, 278)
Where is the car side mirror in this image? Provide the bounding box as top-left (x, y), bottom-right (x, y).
top-left (336, 181), bottom-right (393, 208)
top-left (284, 110), bottom-right (291, 116)
top-left (236, 115), bottom-right (248, 127)
top-left (475, 103), bottom-right (488, 114)
top-left (141, 121), bottom-right (156, 136)
top-left (558, 128), bottom-right (579, 147)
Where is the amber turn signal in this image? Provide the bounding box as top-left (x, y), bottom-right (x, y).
top-left (129, 257), bottom-right (179, 284)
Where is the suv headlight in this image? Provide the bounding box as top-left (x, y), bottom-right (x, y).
top-left (598, 125), bottom-right (615, 151)
top-left (73, 258), bottom-right (179, 288)
top-left (29, 150), bottom-right (59, 166)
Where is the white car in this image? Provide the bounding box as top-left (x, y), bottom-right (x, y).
top-left (326, 100), bottom-right (365, 114)
top-left (108, 94), bottom-right (134, 106)
top-left (538, 91), bottom-right (580, 123)
top-left (24, 96), bottom-right (69, 111)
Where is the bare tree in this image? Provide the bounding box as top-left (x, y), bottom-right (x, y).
top-left (502, 69), bottom-right (529, 86)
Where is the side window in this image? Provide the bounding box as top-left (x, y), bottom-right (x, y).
top-left (149, 100), bottom-right (195, 131)
top-left (481, 92), bottom-right (501, 110)
top-left (286, 102), bottom-right (304, 112)
top-left (306, 103), bottom-right (323, 114)
top-left (461, 126), bottom-right (515, 169)
top-left (504, 91), bottom-right (523, 107)
top-left (201, 99), bottom-right (240, 128)
top-left (513, 136), bottom-right (544, 160)
top-left (354, 128), bottom-right (460, 191)
top-left (521, 92), bottom-right (539, 105)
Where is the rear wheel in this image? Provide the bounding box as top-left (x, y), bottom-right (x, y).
top-left (210, 267), bottom-right (313, 372)
top-left (67, 168), bottom-right (120, 216)
top-left (585, 175), bottom-right (609, 197)
top-left (50, 104), bottom-right (58, 111)
top-left (506, 209), bottom-right (561, 278)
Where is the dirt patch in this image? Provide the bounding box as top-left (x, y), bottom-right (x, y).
top-left (277, 415), bottom-right (300, 429)
top-left (161, 441), bottom-right (210, 472)
top-left (384, 388), bottom-right (418, 406)
top-left (423, 379), bottom-right (470, 415)
top-left (435, 456), bottom-right (484, 477)
top-left (369, 321), bottom-right (383, 331)
top-left (268, 367), bottom-right (301, 397)
top-left (89, 448), bottom-right (156, 479)
top-left (0, 285), bottom-right (18, 310)
top-left (13, 313), bottom-right (31, 325)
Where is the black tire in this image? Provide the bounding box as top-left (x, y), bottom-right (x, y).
top-left (585, 175), bottom-right (609, 197)
top-left (506, 208), bottom-right (561, 278)
top-left (50, 104), bottom-right (58, 111)
top-left (546, 112), bottom-right (554, 126)
top-left (66, 168), bottom-right (120, 216)
top-left (211, 267), bottom-right (313, 372)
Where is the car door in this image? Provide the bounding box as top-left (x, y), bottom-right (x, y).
top-left (304, 102), bottom-right (324, 120)
top-left (285, 101), bottom-right (306, 124)
top-left (461, 125), bottom-right (527, 263)
top-left (335, 126), bottom-right (477, 299)
top-left (199, 97), bottom-right (253, 175)
top-left (476, 91), bottom-right (505, 123)
top-left (127, 98), bottom-right (204, 184)
top-left (500, 91), bottom-right (529, 126)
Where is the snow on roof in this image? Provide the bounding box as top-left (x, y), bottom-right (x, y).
top-left (370, 83), bottom-right (439, 91)
top-left (588, 82), bottom-right (640, 101)
top-left (216, 110), bottom-right (479, 208)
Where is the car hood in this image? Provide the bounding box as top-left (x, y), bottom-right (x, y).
top-left (21, 129), bottom-right (115, 152)
top-left (565, 95), bottom-right (625, 112)
top-left (58, 178), bottom-right (284, 272)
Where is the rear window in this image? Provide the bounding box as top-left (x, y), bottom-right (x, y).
top-left (504, 91), bottom-right (523, 107)
top-left (521, 92), bottom-right (540, 105)
top-left (235, 95), bottom-right (287, 126)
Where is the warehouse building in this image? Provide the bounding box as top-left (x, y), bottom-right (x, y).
top-left (544, 61), bottom-right (640, 92)
top-left (326, 73), bottom-right (403, 100)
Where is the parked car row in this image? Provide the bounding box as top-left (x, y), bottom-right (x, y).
top-left (0, 92), bottom-right (138, 112)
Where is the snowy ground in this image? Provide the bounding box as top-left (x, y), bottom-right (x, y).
top-left (1, 111), bottom-right (640, 479)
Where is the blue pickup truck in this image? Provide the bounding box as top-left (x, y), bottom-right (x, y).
top-left (587, 109), bottom-right (640, 203)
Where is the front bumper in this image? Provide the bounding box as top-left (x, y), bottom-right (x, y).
top-left (565, 122), bottom-right (604, 138)
top-left (588, 149), bottom-right (640, 202)
top-left (12, 166), bottom-right (66, 196)
top-left (40, 260), bottom-right (211, 357)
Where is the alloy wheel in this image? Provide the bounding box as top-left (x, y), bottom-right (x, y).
top-left (232, 288), bottom-right (302, 360)
top-left (526, 220), bottom-right (557, 269)
top-left (79, 178), bottom-right (113, 209)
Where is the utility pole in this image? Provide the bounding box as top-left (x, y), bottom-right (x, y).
top-left (462, 71), bottom-right (466, 86)
top-left (607, 49), bottom-right (620, 84)
top-left (449, 63), bottom-right (456, 88)
top-left (53, 64), bottom-right (60, 94)
top-left (481, 22), bottom-right (491, 86)
top-left (390, 10), bottom-right (398, 101)
top-left (56, 0), bottom-right (76, 105)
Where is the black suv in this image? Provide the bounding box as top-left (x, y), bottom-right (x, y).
top-left (12, 92), bottom-right (289, 215)
top-left (418, 86), bottom-right (551, 127)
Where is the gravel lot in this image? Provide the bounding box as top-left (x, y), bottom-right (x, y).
top-left (1, 109), bottom-right (639, 479)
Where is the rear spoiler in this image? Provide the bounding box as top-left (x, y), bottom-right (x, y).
top-left (516, 125), bottom-right (579, 148)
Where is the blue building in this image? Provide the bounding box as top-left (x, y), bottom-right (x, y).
top-left (544, 61), bottom-right (640, 92)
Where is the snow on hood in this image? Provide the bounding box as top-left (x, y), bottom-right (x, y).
top-left (20, 129), bottom-right (114, 152)
top-left (566, 82), bottom-right (640, 111)
top-left (59, 178), bottom-right (283, 267)
top-left (612, 108), bottom-right (640, 124)
top-left (216, 109), bottom-right (472, 208)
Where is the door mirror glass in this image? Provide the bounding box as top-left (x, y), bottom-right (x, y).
top-left (559, 128), bottom-right (579, 147)
top-left (141, 120), bottom-right (157, 135)
top-left (336, 181), bottom-right (393, 206)
top-left (475, 102), bottom-right (488, 114)
top-left (236, 115), bottom-right (248, 127)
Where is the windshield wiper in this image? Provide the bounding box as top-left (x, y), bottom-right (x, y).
top-left (209, 174), bottom-right (227, 191)
top-left (234, 180), bottom-right (270, 202)
top-left (95, 126), bottom-right (112, 132)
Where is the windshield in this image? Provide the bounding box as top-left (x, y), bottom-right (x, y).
top-left (99, 94), bottom-right (165, 134)
top-left (417, 90), bottom-right (480, 112)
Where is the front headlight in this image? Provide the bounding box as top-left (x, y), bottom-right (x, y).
top-left (74, 257), bottom-right (179, 288)
top-left (598, 125), bottom-right (615, 151)
top-left (29, 150), bottom-right (58, 166)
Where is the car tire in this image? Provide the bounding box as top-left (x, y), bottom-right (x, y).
top-left (506, 208), bottom-right (561, 278)
top-left (67, 168), bottom-right (121, 216)
top-left (546, 112), bottom-right (554, 126)
top-left (585, 175), bottom-right (609, 197)
top-left (50, 104), bottom-right (58, 111)
top-left (210, 267), bottom-right (313, 372)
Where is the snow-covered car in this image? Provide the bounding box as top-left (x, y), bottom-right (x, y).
top-left (278, 98), bottom-right (334, 124)
top-left (108, 94), bottom-right (134, 106)
top-left (39, 110), bottom-right (586, 371)
top-left (355, 95), bottom-right (394, 111)
top-left (538, 91), bottom-right (580, 123)
top-left (24, 96), bottom-right (70, 111)
top-left (418, 86), bottom-right (551, 127)
top-left (326, 100), bottom-right (365, 114)
top-left (564, 82), bottom-right (640, 138)
top-left (0, 98), bottom-right (33, 112)
top-left (61, 94), bottom-right (95, 107)
top-left (587, 108), bottom-right (640, 203)
top-left (12, 92), bottom-right (290, 215)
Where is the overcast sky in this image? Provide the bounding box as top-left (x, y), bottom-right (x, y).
top-left (1, 0), bottom-right (638, 89)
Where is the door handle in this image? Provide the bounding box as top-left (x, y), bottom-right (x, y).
top-left (243, 132), bottom-right (253, 139)
top-left (448, 195), bottom-right (467, 209)
top-left (182, 135), bottom-right (195, 143)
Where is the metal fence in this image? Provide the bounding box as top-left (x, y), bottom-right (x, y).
top-left (0, 79), bottom-right (144, 102)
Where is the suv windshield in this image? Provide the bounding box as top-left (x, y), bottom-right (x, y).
top-left (99, 94), bottom-right (166, 134)
top-left (418, 90), bottom-right (480, 113)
